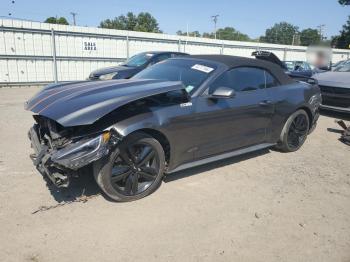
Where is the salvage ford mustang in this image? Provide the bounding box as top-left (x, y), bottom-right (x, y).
top-left (26, 55), bottom-right (321, 202)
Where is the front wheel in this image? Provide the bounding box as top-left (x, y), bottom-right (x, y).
top-left (94, 132), bottom-right (165, 202)
top-left (275, 109), bottom-right (310, 152)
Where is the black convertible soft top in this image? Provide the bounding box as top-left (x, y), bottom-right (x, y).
top-left (189, 55), bottom-right (295, 85)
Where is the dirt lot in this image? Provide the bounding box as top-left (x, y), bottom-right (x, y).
top-left (0, 86), bottom-right (349, 262)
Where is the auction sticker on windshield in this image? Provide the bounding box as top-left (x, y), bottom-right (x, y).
top-left (191, 64), bottom-right (214, 73)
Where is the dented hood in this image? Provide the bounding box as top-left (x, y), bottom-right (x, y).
top-left (25, 79), bottom-right (185, 127)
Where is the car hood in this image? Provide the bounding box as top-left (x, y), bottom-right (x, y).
top-left (25, 79), bottom-right (185, 127)
top-left (90, 65), bottom-right (138, 77)
top-left (313, 71), bottom-right (350, 88)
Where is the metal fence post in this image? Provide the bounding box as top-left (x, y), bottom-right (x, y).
top-left (221, 42), bottom-right (225, 54)
top-left (283, 48), bottom-right (287, 61)
top-left (178, 39), bottom-right (181, 52)
top-left (51, 29), bottom-right (58, 83)
top-left (126, 35), bottom-right (130, 59)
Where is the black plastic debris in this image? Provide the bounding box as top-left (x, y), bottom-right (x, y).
top-left (336, 120), bottom-right (350, 146)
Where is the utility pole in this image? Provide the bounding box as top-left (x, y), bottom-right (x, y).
top-left (211, 15), bottom-right (219, 39)
top-left (8, 0), bottom-right (15, 16)
top-left (70, 12), bottom-right (77, 26)
top-left (317, 24), bottom-right (325, 41)
top-left (292, 33), bottom-right (299, 46)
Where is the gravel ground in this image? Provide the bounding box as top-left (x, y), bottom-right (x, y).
top-left (0, 87), bottom-right (349, 262)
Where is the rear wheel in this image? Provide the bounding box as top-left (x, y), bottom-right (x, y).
top-left (94, 132), bottom-right (165, 202)
top-left (276, 109), bottom-right (310, 152)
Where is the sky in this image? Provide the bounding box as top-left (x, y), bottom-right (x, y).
top-left (1, 0), bottom-right (349, 39)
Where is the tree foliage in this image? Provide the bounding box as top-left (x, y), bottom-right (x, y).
top-left (339, 0), bottom-right (350, 5)
top-left (300, 28), bottom-right (321, 46)
top-left (215, 27), bottom-right (250, 41)
top-left (177, 27), bottom-right (250, 41)
top-left (332, 16), bottom-right (350, 48)
top-left (176, 30), bottom-right (201, 37)
top-left (99, 12), bottom-right (162, 33)
top-left (44, 17), bottom-right (69, 25)
top-left (260, 22), bottom-right (299, 45)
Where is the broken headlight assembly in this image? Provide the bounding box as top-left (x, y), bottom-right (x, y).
top-left (51, 132), bottom-right (113, 170)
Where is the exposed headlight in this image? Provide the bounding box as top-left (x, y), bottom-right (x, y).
top-left (99, 72), bottom-right (118, 80)
top-left (51, 133), bottom-right (110, 170)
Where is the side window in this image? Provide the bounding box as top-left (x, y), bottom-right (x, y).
top-left (264, 71), bottom-right (280, 88)
top-left (209, 67), bottom-right (266, 93)
top-left (152, 54), bottom-right (171, 64)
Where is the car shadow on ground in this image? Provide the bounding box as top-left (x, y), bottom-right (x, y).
top-left (43, 149), bottom-right (271, 203)
top-left (164, 148), bottom-right (270, 183)
top-left (42, 168), bottom-right (101, 203)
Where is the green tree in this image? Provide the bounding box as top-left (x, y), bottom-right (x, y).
top-left (100, 12), bottom-right (161, 33)
top-left (260, 22), bottom-right (299, 45)
top-left (176, 30), bottom-right (201, 37)
top-left (216, 27), bottom-right (250, 41)
top-left (44, 17), bottom-right (69, 25)
top-left (339, 0), bottom-right (350, 5)
top-left (333, 16), bottom-right (350, 48)
top-left (134, 12), bottom-right (161, 33)
top-left (201, 27), bottom-right (250, 41)
top-left (202, 32), bottom-right (214, 38)
top-left (99, 12), bottom-right (137, 30)
top-left (300, 28), bottom-right (321, 46)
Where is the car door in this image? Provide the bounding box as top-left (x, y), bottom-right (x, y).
top-left (191, 67), bottom-right (274, 159)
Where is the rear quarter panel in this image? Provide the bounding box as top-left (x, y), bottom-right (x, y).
top-left (266, 81), bottom-right (318, 143)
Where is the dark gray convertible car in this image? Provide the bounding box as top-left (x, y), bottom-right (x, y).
top-left (26, 55), bottom-right (321, 201)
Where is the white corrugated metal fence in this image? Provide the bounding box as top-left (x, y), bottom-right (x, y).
top-left (1, 18), bottom-right (349, 86)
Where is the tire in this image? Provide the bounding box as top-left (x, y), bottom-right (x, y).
top-left (275, 109), bottom-right (310, 152)
top-left (94, 132), bottom-right (165, 202)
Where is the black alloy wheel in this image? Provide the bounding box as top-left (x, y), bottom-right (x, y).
top-left (276, 109), bottom-right (310, 152)
top-left (111, 141), bottom-right (160, 196)
top-left (94, 132), bottom-right (165, 202)
top-left (287, 114), bottom-right (309, 150)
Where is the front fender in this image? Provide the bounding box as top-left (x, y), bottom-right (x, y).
top-left (111, 111), bottom-right (164, 137)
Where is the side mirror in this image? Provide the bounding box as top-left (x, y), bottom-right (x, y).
top-left (209, 87), bottom-right (235, 98)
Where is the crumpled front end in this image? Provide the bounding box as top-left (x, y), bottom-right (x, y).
top-left (28, 116), bottom-right (120, 187)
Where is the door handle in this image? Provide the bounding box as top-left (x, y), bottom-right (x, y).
top-left (259, 100), bottom-right (273, 106)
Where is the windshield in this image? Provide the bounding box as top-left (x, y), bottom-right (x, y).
top-left (334, 62), bottom-right (350, 72)
top-left (123, 53), bottom-right (154, 67)
top-left (333, 60), bottom-right (346, 68)
top-left (132, 59), bottom-right (217, 94)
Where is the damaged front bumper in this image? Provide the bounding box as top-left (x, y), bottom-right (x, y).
top-left (28, 125), bottom-right (117, 187)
